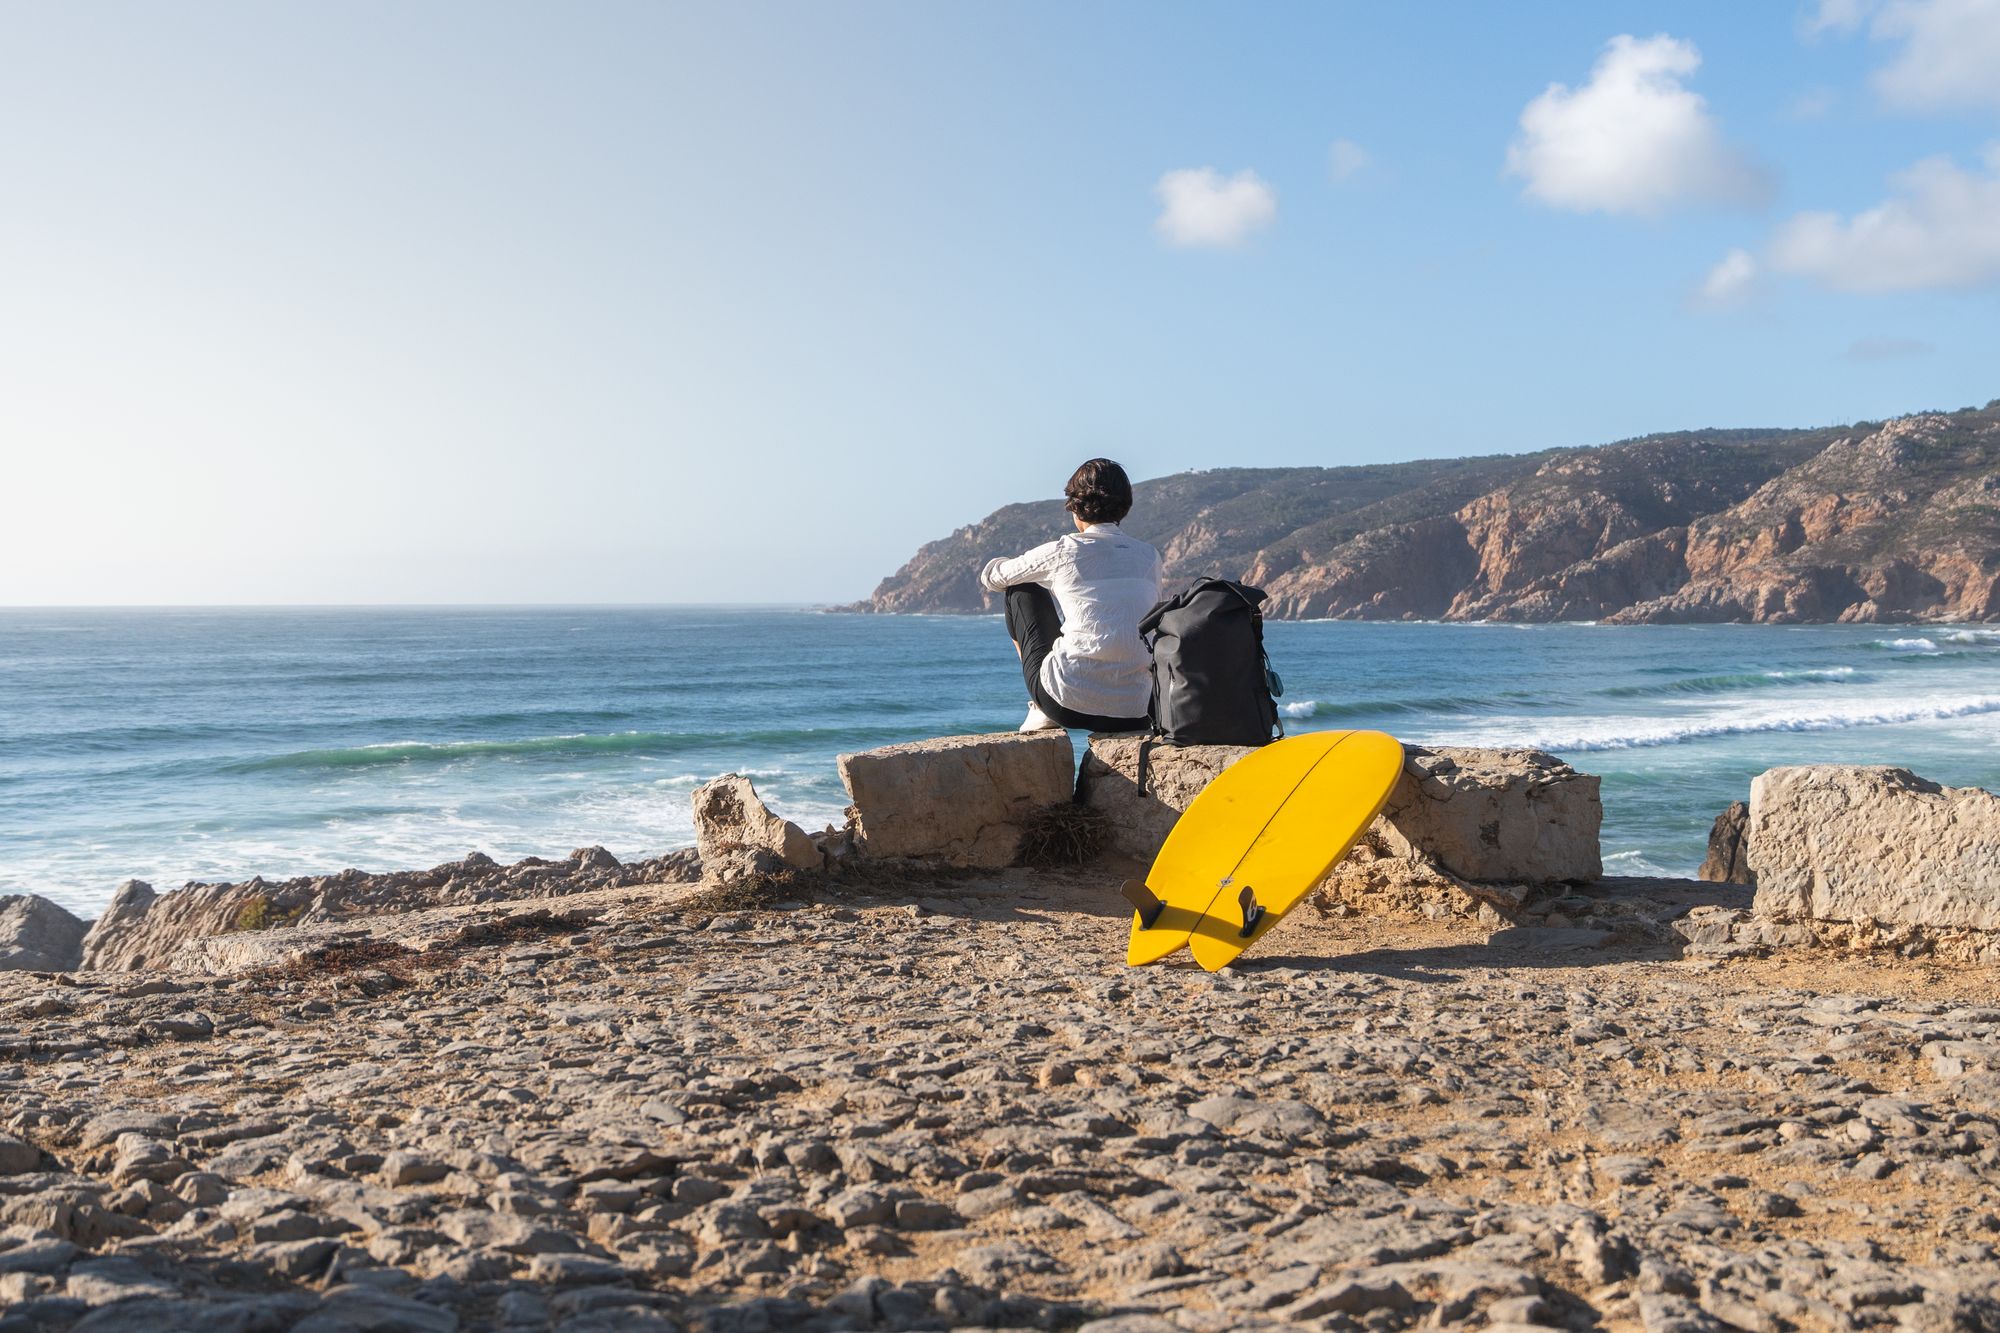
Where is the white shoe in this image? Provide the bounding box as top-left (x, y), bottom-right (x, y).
top-left (1019, 703), bottom-right (1063, 732)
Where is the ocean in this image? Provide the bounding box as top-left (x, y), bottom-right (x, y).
top-left (4, 607), bottom-right (1997, 918)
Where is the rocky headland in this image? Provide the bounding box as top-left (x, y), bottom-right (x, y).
top-left (2, 732), bottom-right (1998, 1331)
top-left (849, 401), bottom-right (2000, 623)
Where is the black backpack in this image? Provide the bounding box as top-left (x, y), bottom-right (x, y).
top-left (1138, 577), bottom-right (1284, 748)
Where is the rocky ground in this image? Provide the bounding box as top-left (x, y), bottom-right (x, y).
top-left (3, 866), bottom-right (1999, 1332)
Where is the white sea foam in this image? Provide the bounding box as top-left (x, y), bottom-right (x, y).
top-left (1438, 694), bottom-right (2000, 753)
top-left (19, 610), bottom-right (2000, 919)
top-left (1762, 666), bottom-right (1855, 680)
top-left (1602, 849), bottom-right (1682, 878)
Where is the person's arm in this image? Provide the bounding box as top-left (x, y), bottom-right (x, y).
top-left (978, 538), bottom-right (1064, 592)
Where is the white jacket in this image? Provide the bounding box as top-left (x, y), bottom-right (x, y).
top-left (979, 523), bottom-right (1163, 718)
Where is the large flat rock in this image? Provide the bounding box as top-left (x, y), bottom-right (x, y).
top-left (163, 880), bottom-right (709, 975)
top-left (1749, 765), bottom-right (2000, 932)
top-left (837, 731), bottom-right (1075, 867)
top-left (77, 850), bottom-right (702, 974)
top-left (1078, 735), bottom-right (1601, 885)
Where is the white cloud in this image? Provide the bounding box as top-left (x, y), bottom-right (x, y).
top-left (1803, 0), bottom-right (1875, 36)
top-left (1802, 0), bottom-right (2000, 111)
top-left (1329, 139), bottom-right (1371, 182)
top-left (1697, 248), bottom-right (1761, 306)
top-left (1788, 86), bottom-right (1838, 119)
top-left (1769, 145), bottom-right (2000, 291)
top-left (1153, 168), bottom-right (1277, 248)
top-left (1872, 0), bottom-right (2000, 111)
top-left (1507, 35), bottom-right (1771, 216)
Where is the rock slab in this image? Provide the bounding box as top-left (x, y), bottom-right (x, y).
top-left (837, 731), bottom-right (1075, 867)
top-left (1749, 765), bottom-right (2000, 932)
top-left (1079, 735), bottom-right (1600, 884)
top-left (76, 848), bottom-right (702, 974)
top-left (80, 874), bottom-right (357, 974)
top-left (1074, 736), bottom-right (1246, 861)
top-left (0, 894), bottom-right (87, 971)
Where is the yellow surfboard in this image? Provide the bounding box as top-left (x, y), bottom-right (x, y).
top-left (1124, 730), bottom-right (1405, 970)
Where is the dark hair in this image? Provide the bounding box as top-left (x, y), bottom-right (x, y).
top-left (1063, 458), bottom-right (1132, 525)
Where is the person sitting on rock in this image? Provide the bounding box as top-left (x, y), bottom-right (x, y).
top-left (979, 458), bottom-right (1163, 734)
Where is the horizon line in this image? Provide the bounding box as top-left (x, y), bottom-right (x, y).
top-left (0, 601), bottom-right (852, 612)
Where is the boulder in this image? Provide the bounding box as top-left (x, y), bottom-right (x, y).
top-left (837, 732), bottom-right (1075, 867)
top-left (0, 894), bottom-right (88, 971)
top-left (1078, 736), bottom-right (1601, 885)
top-left (1748, 766), bottom-right (2000, 932)
top-left (691, 775), bottom-right (823, 879)
top-left (1698, 802), bottom-right (1753, 885)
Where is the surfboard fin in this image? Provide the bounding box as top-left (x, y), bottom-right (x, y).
top-left (1237, 886), bottom-right (1265, 938)
top-left (1121, 880), bottom-right (1167, 930)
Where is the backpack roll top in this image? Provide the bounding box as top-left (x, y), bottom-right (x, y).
top-left (1140, 577), bottom-right (1283, 748)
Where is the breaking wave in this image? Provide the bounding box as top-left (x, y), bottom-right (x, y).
top-left (1598, 666), bottom-right (1857, 698)
top-left (240, 728), bottom-right (884, 772)
top-left (1602, 849), bottom-right (1683, 878)
top-left (1482, 695), bottom-right (2000, 753)
top-left (242, 733), bottom-right (680, 770)
top-left (1279, 694), bottom-right (1497, 721)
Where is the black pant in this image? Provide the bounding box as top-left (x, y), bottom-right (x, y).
top-left (1004, 584), bottom-right (1149, 733)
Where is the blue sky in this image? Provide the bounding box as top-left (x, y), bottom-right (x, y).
top-left (3, 1), bottom-right (1996, 604)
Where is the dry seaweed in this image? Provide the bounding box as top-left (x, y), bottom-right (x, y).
top-left (430, 909), bottom-right (596, 951)
top-left (1014, 801), bottom-right (1108, 867)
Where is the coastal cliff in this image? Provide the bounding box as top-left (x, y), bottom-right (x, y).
top-left (852, 401), bottom-right (2000, 623)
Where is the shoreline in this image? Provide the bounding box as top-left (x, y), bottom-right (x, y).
top-left (9, 615), bottom-right (1999, 923)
